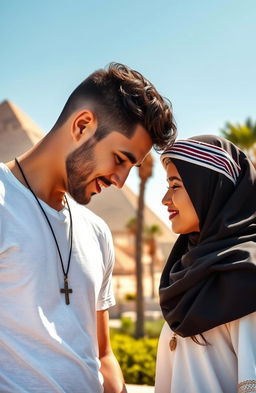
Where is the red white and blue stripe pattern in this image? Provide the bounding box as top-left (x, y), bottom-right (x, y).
top-left (161, 139), bottom-right (241, 184)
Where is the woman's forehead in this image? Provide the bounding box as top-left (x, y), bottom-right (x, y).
top-left (166, 161), bottom-right (182, 180)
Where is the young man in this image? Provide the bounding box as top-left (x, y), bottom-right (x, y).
top-left (0, 63), bottom-right (176, 393)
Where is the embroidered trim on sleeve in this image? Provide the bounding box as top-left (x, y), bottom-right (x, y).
top-left (238, 380), bottom-right (256, 393)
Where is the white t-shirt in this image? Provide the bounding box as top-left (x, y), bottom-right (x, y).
top-left (0, 163), bottom-right (115, 393)
top-left (155, 312), bottom-right (256, 393)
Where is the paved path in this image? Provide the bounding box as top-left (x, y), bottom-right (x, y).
top-left (127, 384), bottom-right (154, 392)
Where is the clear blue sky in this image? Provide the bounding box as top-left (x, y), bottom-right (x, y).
top-left (1, 0), bottom-right (255, 224)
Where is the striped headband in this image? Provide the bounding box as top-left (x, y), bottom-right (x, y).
top-left (161, 139), bottom-right (241, 184)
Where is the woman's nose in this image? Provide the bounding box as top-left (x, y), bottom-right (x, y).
top-left (162, 189), bottom-right (172, 206)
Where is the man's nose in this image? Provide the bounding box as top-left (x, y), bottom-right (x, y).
top-left (110, 169), bottom-right (130, 189)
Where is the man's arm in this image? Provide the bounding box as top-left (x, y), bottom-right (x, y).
top-left (97, 309), bottom-right (127, 393)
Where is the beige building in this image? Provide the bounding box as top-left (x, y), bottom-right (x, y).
top-left (0, 100), bottom-right (176, 300)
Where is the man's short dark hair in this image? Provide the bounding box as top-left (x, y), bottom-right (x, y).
top-left (53, 62), bottom-right (177, 151)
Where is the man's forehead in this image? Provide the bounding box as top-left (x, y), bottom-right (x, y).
top-left (110, 128), bottom-right (152, 150)
top-left (130, 126), bottom-right (153, 153)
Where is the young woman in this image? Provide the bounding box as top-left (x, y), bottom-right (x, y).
top-left (155, 135), bottom-right (256, 393)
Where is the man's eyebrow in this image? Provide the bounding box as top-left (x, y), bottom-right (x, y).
top-left (167, 176), bottom-right (182, 182)
top-left (120, 151), bottom-right (139, 166)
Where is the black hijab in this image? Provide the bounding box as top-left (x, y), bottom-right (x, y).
top-left (159, 135), bottom-right (256, 337)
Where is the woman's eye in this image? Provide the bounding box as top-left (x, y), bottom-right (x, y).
top-left (167, 184), bottom-right (180, 190)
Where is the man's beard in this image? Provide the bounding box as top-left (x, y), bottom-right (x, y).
top-left (66, 137), bottom-right (96, 205)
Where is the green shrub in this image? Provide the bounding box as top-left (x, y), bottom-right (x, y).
top-left (145, 319), bottom-right (165, 338)
top-left (116, 316), bottom-right (164, 338)
top-left (119, 316), bottom-right (134, 335)
top-left (110, 332), bottom-right (158, 386)
top-left (124, 293), bottom-right (136, 301)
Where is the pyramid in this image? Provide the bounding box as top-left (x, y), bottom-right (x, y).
top-left (0, 100), bottom-right (44, 162)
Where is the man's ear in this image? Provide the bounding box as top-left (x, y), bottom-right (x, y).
top-left (71, 110), bottom-right (97, 141)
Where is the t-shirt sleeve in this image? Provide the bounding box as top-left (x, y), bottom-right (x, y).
top-left (96, 222), bottom-right (116, 311)
top-left (229, 312), bottom-right (256, 393)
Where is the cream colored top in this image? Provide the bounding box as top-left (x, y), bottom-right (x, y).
top-left (155, 312), bottom-right (256, 393)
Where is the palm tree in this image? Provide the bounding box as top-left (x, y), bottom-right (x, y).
top-left (135, 153), bottom-right (153, 338)
top-left (144, 224), bottom-right (162, 299)
top-left (126, 218), bottom-right (162, 300)
top-left (126, 217), bottom-right (137, 235)
top-left (221, 118), bottom-right (256, 165)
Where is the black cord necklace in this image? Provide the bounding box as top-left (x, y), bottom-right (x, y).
top-left (15, 158), bottom-right (73, 305)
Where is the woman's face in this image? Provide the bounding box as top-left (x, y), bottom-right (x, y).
top-left (162, 160), bottom-right (200, 234)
